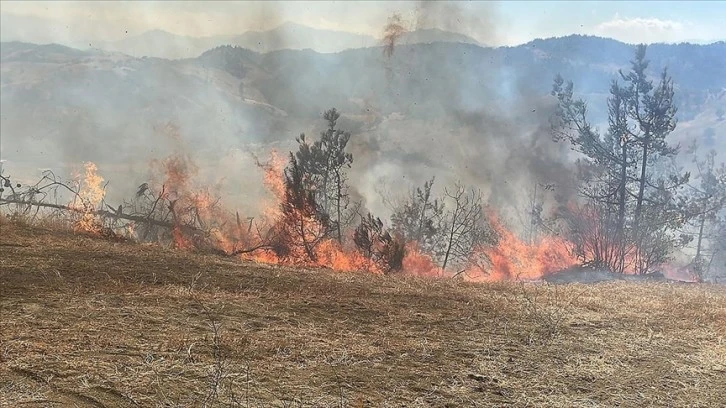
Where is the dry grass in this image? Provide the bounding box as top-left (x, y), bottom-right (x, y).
top-left (1, 219), bottom-right (725, 407)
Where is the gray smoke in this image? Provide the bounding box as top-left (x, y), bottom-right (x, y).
top-left (0, 2), bottom-right (578, 234)
top-left (348, 3), bottom-right (575, 229)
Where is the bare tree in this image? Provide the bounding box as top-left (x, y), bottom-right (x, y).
top-left (391, 177), bottom-right (445, 255)
top-left (440, 182), bottom-right (497, 272)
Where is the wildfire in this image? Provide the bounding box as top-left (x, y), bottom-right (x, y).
top-left (465, 213), bottom-right (578, 282)
top-left (73, 162), bottom-right (106, 234)
top-left (172, 225), bottom-right (195, 250)
top-left (659, 264), bottom-right (700, 282)
top-left (153, 153), bottom-right (241, 251)
top-left (396, 213), bottom-right (579, 281)
top-left (315, 240), bottom-right (374, 272)
top-left (402, 242), bottom-right (443, 277)
top-left (150, 149), bottom-right (581, 281)
top-left (259, 149), bottom-right (287, 202)
top-left (64, 147), bottom-right (578, 282)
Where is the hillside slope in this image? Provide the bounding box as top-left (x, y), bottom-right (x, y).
top-left (1, 221), bottom-right (725, 406)
top-left (2, 37), bottom-right (724, 179)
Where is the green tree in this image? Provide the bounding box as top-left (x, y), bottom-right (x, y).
top-left (390, 177), bottom-right (445, 255)
top-left (552, 44), bottom-right (691, 274)
top-left (276, 153), bottom-right (332, 262)
top-left (294, 108), bottom-right (355, 243)
top-left (683, 143), bottom-right (726, 280)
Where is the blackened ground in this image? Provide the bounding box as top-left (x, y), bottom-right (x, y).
top-left (544, 265), bottom-right (671, 285)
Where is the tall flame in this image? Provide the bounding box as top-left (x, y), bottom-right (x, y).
top-left (73, 162), bottom-right (106, 234)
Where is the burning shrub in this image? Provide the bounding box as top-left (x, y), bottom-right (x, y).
top-left (354, 213), bottom-right (406, 273)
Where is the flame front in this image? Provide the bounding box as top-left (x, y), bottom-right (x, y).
top-left (148, 151), bottom-right (581, 281)
top-left (474, 214), bottom-right (578, 281)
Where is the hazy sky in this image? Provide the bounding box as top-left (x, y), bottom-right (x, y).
top-left (1, 1), bottom-right (725, 46)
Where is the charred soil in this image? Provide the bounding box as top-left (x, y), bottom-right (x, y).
top-left (1, 220), bottom-right (725, 407)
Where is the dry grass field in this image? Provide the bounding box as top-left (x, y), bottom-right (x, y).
top-left (1, 220), bottom-right (725, 407)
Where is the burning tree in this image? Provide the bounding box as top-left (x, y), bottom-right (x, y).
top-left (294, 108), bottom-right (357, 244)
top-left (552, 44), bottom-right (692, 274)
top-left (274, 153), bottom-right (333, 262)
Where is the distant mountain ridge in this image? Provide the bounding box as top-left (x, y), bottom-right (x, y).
top-left (89, 21), bottom-right (483, 59)
top-left (1, 35), bottom-right (724, 182)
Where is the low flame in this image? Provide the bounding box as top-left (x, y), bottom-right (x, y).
top-left (54, 149), bottom-right (700, 284)
top-left (315, 240), bottom-right (374, 272)
top-left (402, 242), bottom-right (443, 277)
top-left (465, 213), bottom-right (578, 281)
top-left (145, 151), bottom-right (582, 281)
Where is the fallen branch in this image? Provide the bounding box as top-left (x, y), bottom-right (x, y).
top-left (1, 197), bottom-right (200, 234)
top-left (1, 197), bottom-right (271, 257)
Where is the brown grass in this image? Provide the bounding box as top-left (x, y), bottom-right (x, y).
top-left (1, 219), bottom-right (725, 407)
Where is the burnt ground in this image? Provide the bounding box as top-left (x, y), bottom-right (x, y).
top-left (1, 220), bottom-right (725, 407)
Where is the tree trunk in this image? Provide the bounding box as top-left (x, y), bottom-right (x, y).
top-left (336, 172), bottom-right (342, 243)
top-left (416, 195), bottom-right (429, 243)
top-left (616, 140), bottom-right (628, 273)
top-left (298, 216), bottom-right (316, 262)
top-left (633, 137), bottom-right (650, 274)
top-left (696, 215), bottom-right (706, 261)
top-left (441, 211), bottom-right (458, 272)
top-left (634, 141), bottom-right (649, 229)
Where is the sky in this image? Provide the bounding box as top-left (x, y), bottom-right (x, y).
top-left (1, 1), bottom-right (725, 47)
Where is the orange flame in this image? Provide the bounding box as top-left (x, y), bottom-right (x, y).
top-left (260, 149), bottom-right (287, 202)
top-left (134, 149), bottom-right (581, 280)
top-left (73, 162), bottom-right (106, 234)
top-left (402, 242), bottom-right (442, 277)
top-left (465, 212), bottom-right (578, 281)
top-left (315, 240), bottom-right (374, 272)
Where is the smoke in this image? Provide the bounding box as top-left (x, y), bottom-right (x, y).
top-left (413, 1), bottom-right (499, 45)
top-left (1, 1), bottom-right (579, 242)
top-left (382, 13), bottom-right (406, 58)
top-left (0, 3), bottom-right (291, 208)
top-left (350, 3), bottom-right (574, 230)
